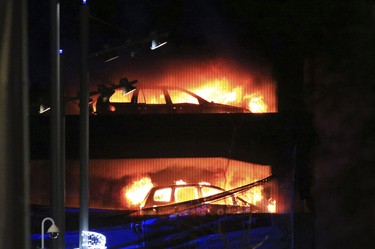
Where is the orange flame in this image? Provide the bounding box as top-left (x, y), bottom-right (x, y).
top-left (107, 80), bottom-right (270, 113)
top-left (121, 166), bottom-right (277, 212)
top-left (66, 58), bottom-right (277, 115)
top-left (189, 78), bottom-right (242, 105)
top-left (244, 93), bottom-right (268, 113)
top-left (122, 176), bottom-right (154, 207)
top-left (267, 198), bottom-right (277, 213)
top-left (249, 185), bottom-right (263, 204)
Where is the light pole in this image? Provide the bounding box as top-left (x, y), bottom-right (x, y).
top-left (80, 0), bottom-right (90, 248)
top-left (50, 0), bottom-right (65, 248)
top-left (41, 217), bottom-right (60, 249)
top-left (77, 2), bottom-right (164, 247)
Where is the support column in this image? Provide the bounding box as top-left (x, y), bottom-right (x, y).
top-left (0, 0), bottom-right (30, 248)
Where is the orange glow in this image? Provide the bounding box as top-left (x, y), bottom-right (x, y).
top-left (189, 78), bottom-right (242, 105)
top-left (114, 159), bottom-right (277, 212)
top-left (32, 158), bottom-right (280, 211)
top-left (123, 177), bottom-right (154, 207)
top-left (107, 80), bottom-right (271, 113)
top-left (244, 92), bottom-right (268, 113)
top-left (109, 105), bottom-right (116, 112)
top-left (67, 58), bottom-right (277, 115)
top-left (92, 99), bottom-right (97, 113)
top-left (249, 185), bottom-right (263, 204)
top-left (267, 198), bottom-right (276, 213)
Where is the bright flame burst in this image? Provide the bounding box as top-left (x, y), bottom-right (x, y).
top-left (267, 198), bottom-right (277, 213)
top-left (244, 93), bottom-right (268, 113)
top-left (246, 186), bottom-right (276, 213)
top-left (248, 185), bottom-right (263, 204)
top-left (123, 177), bottom-right (154, 206)
top-left (190, 79), bottom-right (242, 105)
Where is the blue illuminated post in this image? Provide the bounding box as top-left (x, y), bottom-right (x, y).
top-left (80, 0), bottom-right (89, 248)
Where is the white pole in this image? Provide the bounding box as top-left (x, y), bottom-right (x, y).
top-left (41, 217), bottom-right (56, 249)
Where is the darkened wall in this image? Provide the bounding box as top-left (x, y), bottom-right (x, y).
top-left (301, 3), bottom-right (375, 249)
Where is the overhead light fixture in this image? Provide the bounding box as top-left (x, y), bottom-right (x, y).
top-left (41, 217), bottom-right (60, 249)
top-left (150, 39), bottom-right (167, 50)
top-left (104, 55), bottom-right (119, 63)
top-left (102, 51), bottom-right (119, 63)
top-left (39, 104), bottom-right (51, 114)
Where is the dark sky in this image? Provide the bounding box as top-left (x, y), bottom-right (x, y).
top-left (27, 0), bottom-right (372, 112)
top-left (27, 1), bottom-right (284, 85)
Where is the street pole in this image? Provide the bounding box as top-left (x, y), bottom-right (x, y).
top-left (80, 0), bottom-right (90, 248)
top-left (50, 0), bottom-right (65, 248)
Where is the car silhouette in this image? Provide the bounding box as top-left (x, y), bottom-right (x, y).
top-left (94, 85), bottom-right (250, 114)
top-left (136, 183), bottom-right (261, 216)
top-left (130, 183), bottom-right (273, 248)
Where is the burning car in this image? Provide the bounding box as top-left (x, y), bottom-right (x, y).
top-left (136, 183), bottom-right (261, 216)
top-left (93, 85), bottom-right (250, 114)
top-left (130, 178), bottom-right (279, 248)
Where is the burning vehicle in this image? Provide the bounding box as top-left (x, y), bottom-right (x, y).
top-left (129, 177), bottom-right (281, 248)
top-left (93, 84), bottom-right (251, 115)
top-left (137, 182), bottom-right (262, 216)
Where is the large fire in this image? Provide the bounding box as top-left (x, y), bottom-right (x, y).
top-left (122, 176), bottom-right (154, 207)
top-left (124, 176), bottom-right (276, 213)
top-left (31, 158), bottom-right (279, 212)
top-left (106, 78), bottom-right (270, 113)
top-left (187, 78), bottom-right (270, 113)
top-left (65, 58), bottom-right (277, 114)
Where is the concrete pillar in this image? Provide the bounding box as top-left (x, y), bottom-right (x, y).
top-left (0, 0), bottom-right (30, 248)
